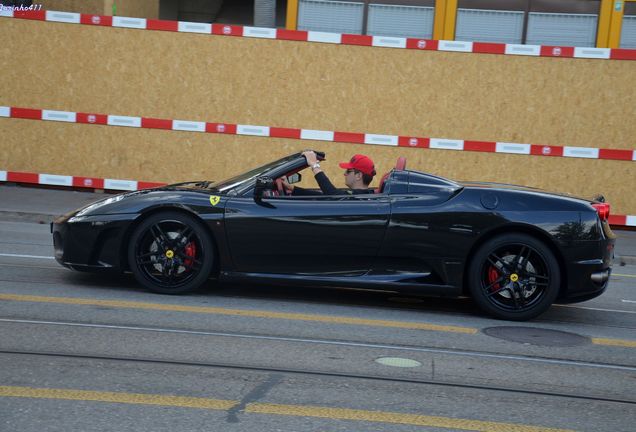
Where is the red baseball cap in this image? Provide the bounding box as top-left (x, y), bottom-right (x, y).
top-left (339, 154), bottom-right (376, 176)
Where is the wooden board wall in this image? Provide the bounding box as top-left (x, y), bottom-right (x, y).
top-left (1, 19), bottom-right (634, 213)
top-left (1, 119), bottom-right (633, 214)
top-left (39, 0), bottom-right (159, 18)
top-left (39, 0), bottom-right (105, 15)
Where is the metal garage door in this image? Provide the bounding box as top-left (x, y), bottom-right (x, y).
top-left (367, 3), bottom-right (434, 38)
top-left (526, 12), bottom-right (598, 47)
top-left (455, 8), bottom-right (524, 43)
top-left (620, 15), bottom-right (636, 48)
top-left (298, 0), bottom-right (364, 34)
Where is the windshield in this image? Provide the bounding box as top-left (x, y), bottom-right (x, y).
top-left (206, 153), bottom-right (301, 194)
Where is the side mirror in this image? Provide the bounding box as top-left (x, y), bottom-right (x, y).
top-left (287, 173), bottom-right (302, 184)
top-left (254, 176), bottom-right (274, 200)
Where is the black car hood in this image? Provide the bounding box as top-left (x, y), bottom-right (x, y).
top-left (155, 181), bottom-right (218, 191)
top-left (68, 184), bottom-right (221, 218)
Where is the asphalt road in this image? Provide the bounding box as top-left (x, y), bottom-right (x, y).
top-left (1, 185), bottom-right (635, 431)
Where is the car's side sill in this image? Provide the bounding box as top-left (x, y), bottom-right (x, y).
top-left (219, 271), bottom-right (461, 296)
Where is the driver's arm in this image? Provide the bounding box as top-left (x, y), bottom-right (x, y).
top-left (313, 171), bottom-right (342, 195)
top-left (303, 151), bottom-right (343, 195)
top-left (282, 176), bottom-right (323, 196)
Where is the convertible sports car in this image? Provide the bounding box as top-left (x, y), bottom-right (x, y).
top-left (52, 151), bottom-right (615, 320)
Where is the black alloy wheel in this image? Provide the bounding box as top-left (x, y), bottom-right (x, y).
top-left (468, 234), bottom-right (560, 321)
top-left (128, 211), bottom-right (215, 294)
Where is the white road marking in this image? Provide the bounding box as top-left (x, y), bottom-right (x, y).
top-left (0, 263), bottom-right (62, 270)
top-left (0, 253), bottom-right (54, 260)
top-left (621, 300), bottom-right (636, 304)
top-left (554, 304), bottom-right (636, 314)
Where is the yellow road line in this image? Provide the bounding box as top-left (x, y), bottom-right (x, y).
top-left (591, 337), bottom-right (636, 348)
top-left (2, 293), bottom-right (635, 348)
top-left (248, 403), bottom-right (575, 432)
top-left (0, 293), bottom-right (477, 334)
top-left (613, 273), bottom-right (636, 278)
top-left (0, 386), bottom-right (575, 432)
top-left (0, 386), bottom-right (236, 410)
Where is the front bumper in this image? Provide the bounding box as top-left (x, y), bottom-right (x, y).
top-left (52, 213), bottom-right (137, 272)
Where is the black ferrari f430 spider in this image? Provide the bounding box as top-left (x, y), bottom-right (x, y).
top-left (52, 152), bottom-right (615, 320)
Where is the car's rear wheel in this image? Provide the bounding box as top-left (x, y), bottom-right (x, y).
top-left (127, 211), bottom-right (214, 294)
top-left (468, 234), bottom-right (560, 321)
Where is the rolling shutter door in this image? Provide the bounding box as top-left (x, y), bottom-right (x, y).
top-left (455, 8), bottom-right (524, 43)
top-left (620, 15), bottom-right (636, 48)
top-left (298, 0), bottom-right (364, 34)
top-left (526, 12), bottom-right (598, 47)
top-left (367, 4), bottom-right (434, 38)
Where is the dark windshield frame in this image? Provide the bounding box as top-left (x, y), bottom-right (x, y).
top-left (208, 153), bottom-right (303, 196)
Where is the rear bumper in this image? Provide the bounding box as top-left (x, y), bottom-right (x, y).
top-left (558, 228), bottom-right (615, 303)
top-left (558, 262), bottom-right (611, 303)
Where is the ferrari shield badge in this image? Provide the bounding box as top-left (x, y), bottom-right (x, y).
top-left (210, 196), bottom-right (220, 206)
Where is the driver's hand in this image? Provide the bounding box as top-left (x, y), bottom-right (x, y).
top-left (302, 150), bottom-right (318, 166)
top-left (281, 178), bottom-right (294, 192)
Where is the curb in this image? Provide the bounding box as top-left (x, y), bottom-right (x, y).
top-left (0, 211), bottom-right (60, 224)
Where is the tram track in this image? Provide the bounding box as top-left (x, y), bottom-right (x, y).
top-left (1, 317), bottom-right (634, 371)
top-left (2, 347), bottom-right (634, 406)
top-left (1, 317), bottom-right (635, 406)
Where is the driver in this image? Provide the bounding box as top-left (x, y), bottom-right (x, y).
top-left (284, 151), bottom-right (376, 196)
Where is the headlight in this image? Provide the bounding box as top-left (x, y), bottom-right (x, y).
top-left (73, 194), bottom-right (126, 218)
top-left (67, 215), bottom-right (89, 223)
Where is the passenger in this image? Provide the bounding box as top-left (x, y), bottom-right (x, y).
top-left (284, 150), bottom-right (376, 196)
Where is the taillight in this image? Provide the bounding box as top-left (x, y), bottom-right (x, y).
top-left (592, 203), bottom-right (610, 221)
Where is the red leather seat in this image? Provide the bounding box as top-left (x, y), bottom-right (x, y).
top-left (376, 157), bottom-right (406, 193)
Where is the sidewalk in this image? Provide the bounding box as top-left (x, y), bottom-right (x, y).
top-left (0, 184), bottom-right (102, 222)
top-left (1, 183), bottom-right (635, 265)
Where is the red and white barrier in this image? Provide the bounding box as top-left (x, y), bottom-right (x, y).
top-left (1, 9), bottom-right (635, 61)
top-left (0, 170), bottom-right (164, 191)
top-left (2, 106), bottom-right (635, 162)
top-left (609, 215), bottom-right (636, 227)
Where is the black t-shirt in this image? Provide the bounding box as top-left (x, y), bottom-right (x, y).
top-left (292, 172), bottom-right (375, 196)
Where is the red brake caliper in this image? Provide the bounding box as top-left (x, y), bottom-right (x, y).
top-left (184, 242), bottom-right (196, 269)
top-left (488, 266), bottom-right (500, 292)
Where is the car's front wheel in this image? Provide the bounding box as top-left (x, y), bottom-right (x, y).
top-left (468, 233), bottom-right (560, 321)
top-left (127, 211), bottom-right (215, 294)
